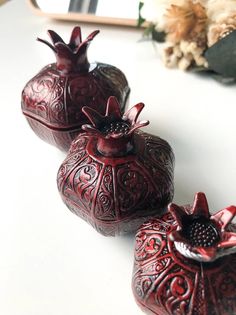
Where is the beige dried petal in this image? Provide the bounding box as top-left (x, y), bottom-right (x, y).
top-left (173, 44), bottom-right (183, 57)
top-left (164, 45), bottom-right (181, 68)
top-left (195, 55), bottom-right (208, 67)
top-left (178, 56), bottom-right (192, 70)
top-left (163, 39), bottom-right (207, 71)
top-left (141, 0), bottom-right (186, 31)
top-left (206, 0), bottom-right (236, 23)
top-left (208, 15), bottom-right (236, 46)
top-left (164, 0), bottom-right (207, 45)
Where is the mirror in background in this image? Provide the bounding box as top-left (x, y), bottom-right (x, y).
top-left (28, 0), bottom-right (141, 27)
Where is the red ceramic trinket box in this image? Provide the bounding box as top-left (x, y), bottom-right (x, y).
top-left (132, 192), bottom-right (236, 315)
top-left (57, 96), bottom-right (174, 236)
top-left (21, 26), bottom-right (130, 151)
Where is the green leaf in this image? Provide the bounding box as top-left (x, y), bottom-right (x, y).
top-left (205, 30), bottom-right (236, 78)
top-left (211, 73), bottom-right (236, 84)
top-left (143, 24), bottom-right (154, 37)
top-left (152, 29), bottom-right (166, 43)
top-left (190, 65), bottom-right (236, 84)
top-left (142, 23), bottom-right (166, 42)
top-left (137, 2), bottom-right (146, 27)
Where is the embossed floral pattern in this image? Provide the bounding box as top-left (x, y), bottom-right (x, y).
top-left (57, 98), bottom-right (174, 236)
top-left (132, 195), bottom-right (236, 315)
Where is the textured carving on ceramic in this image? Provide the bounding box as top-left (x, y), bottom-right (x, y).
top-left (132, 192), bottom-right (236, 315)
top-left (57, 96), bottom-right (174, 236)
top-left (21, 26), bottom-right (130, 151)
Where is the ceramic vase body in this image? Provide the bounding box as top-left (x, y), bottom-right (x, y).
top-left (132, 212), bottom-right (236, 315)
top-left (57, 130), bottom-right (174, 236)
top-left (21, 63), bottom-right (130, 151)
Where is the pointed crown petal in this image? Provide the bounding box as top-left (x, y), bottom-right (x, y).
top-left (82, 96), bottom-right (149, 139)
top-left (191, 192), bottom-right (210, 218)
top-left (37, 26), bottom-right (99, 73)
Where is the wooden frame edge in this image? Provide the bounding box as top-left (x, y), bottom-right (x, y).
top-left (26, 0), bottom-right (149, 28)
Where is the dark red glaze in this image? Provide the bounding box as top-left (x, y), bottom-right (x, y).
top-left (57, 97), bottom-right (174, 236)
top-left (21, 26), bottom-right (130, 151)
top-left (132, 192), bottom-right (236, 315)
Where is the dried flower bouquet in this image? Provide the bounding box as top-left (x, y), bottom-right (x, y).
top-left (139, 0), bottom-right (236, 82)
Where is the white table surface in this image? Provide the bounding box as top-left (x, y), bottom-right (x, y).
top-left (0, 1), bottom-right (236, 315)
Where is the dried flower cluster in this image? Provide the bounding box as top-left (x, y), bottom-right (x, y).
top-left (165, 1), bottom-right (207, 45)
top-left (141, 0), bottom-right (236, 71)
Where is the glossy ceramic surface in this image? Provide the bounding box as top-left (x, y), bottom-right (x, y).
top-left (21, 26), bottom-right (130, 151)
top-left (132, 193), bottom-right (236, 315)
top-left (57, 97), bottom-right (174, 236)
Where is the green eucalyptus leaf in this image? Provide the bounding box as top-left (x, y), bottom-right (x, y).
top-left (211, 73), bottom-right (236, 84)
top-left (143, 24), bottom-right (154, 37)
top-left (152, 30), bottom-right (166, 43)
top-left (141, 23), bottom-right (166, 42)
top-left (138, 2), bottom-right (146, 27)
top-left (190, 65), bottom-right (236, 84)
top-left (205, 30), bottom-right (236, 78)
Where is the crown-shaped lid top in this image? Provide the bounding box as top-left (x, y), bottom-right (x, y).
top-left (81, 96), bottom-right (149, 157)
top-left (38, 26), bottom-right (99, 74)
top-left (82, 96), bottom-right (149, 139)
top-left (169, 192), bottom-right (236, 262)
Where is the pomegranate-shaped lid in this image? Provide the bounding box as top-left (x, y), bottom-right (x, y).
top-left (169, 192), bottom-right (236, 262)
top-left (57, 97), bottom-right (174, 236)
top-left (21, 27), bottom-right (130, 151)
top-left (82, 96), bottom-right (149, 157)
top-left (37, 26), bottom-right (99, 74)
top-left (132, 192), bottom-right (236, 314)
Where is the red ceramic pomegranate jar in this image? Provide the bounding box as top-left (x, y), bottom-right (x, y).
top-left (57, 96), bottom-right (174, 236)
top-left (21, 26), bottom-right (130, 151)
top-left (132, 192), bottom-right (236, 315)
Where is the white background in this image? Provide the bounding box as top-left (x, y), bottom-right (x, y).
top-left (0, 1), bottom-right (236, 315)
